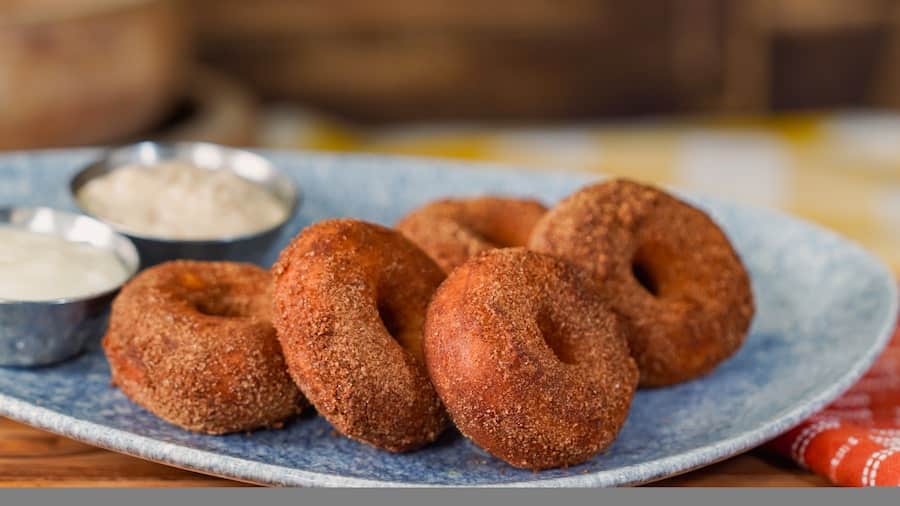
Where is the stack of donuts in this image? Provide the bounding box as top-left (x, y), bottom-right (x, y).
top-left (103, 179), bottom-right (754, 470)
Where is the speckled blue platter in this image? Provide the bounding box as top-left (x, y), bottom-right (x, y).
top-left (0, 149), bottom-right (896, 487)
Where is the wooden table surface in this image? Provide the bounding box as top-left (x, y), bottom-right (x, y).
top-left (0, 417), bottom-right (829, 487)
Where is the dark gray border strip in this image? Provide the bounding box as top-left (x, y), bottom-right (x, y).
top-left (4, 488), bottom-right (900, 506)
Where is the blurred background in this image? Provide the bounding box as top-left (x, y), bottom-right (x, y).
top-left (2, 0), bottom-right (899, 268)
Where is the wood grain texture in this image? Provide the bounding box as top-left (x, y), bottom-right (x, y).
top-left (0, 0), bottom-right (188, 149)
top-left (0, 416), bottom-right (828, 487)
top-left (186, 0), bottom-right (724, 120)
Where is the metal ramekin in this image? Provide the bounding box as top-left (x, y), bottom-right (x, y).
top-left (70, 141), bottom-right (299, 267)
top-left (0, 207), bottom-right (140, 367)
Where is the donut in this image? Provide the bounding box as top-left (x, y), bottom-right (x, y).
top-left (103, 261), bottom-right (304, 434)
top-left (529, 179), bottom-right (755, 387)
top-left (424, 248), bottom-right (638, 470)
top-left (396, 196), bottom-right (547, 272)
top-left (272, 218), bottom-right (448, 452)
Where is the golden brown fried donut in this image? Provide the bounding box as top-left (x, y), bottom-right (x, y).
top-left (396, 196), bottom-right (547, 272)
top-left (424, 248), bottom-right (638, 470)
top-left (529, 179), bottom-right (755, 387)
top-left (103, 260), bottom-right (304, 434)
top-left (272, 218), bottom-right (448, 452)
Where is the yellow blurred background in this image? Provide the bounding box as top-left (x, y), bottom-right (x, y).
top-left (261, 110), bottom-right (900, 270)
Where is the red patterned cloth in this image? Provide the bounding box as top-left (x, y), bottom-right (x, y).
top-left (768, 313), bottom-right (900, 486)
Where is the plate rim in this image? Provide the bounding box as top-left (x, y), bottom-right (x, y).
top-left (0, 150), bottom-right (897, 487)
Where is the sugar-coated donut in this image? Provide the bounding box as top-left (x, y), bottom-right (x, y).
top-left (272, 218), bottom-right (448, 452)
top-left (529, 179), bottom-right (755, 387)
top-left (103, 261), bottom-right (304, 434)
top-left (424, 248), bottom-right (638, 470)
top-left (396, 196), bottom-right (547, 272)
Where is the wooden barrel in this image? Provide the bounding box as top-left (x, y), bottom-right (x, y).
top-left (0, 0), bottom-right (188, 149)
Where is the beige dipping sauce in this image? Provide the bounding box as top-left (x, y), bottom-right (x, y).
top-left (0, 227), bottom-right (130, 301)
top-left (76, 161), bottom-right (289, 240)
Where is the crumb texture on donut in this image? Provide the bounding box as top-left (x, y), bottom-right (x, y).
top-left (396, 196), bottom-right (547, 272)
top-left (424, 248), bottom-right (638, 470)
top-left (103, 260), bottom-right (305, 434)
top-left (272, 218), bottom-right (448, 452)
top-left (529, 179), bottom-right (755, 386)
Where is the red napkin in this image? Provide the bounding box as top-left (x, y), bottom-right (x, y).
top-left (768, 307), bottom-right (900, 486)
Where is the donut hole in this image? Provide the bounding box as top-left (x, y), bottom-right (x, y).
top-left (631, 262), bottom-right (659, 296)
top-left (376, 296), bottom-right (426, 362)
top-left (460, 216), bottom-right (520, 248)
top-left (194, 298), bottom-right (251, 318)
top-left (190, 288), bottom-right (261, 318)
top-left (456, 224), bottom-right (501, 249)
top-left (536, 310), bottom-right (578, 365)
top-left (630, 244), bottom-right (667, 297)
top-left (377, 299), bottom-right (404, 341)
top-left (475, 229), bottom-right (511, 248)
top-left (467, 222), bottom-right (532, 249)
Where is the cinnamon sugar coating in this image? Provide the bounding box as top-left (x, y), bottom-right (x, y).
top-left (424, 248), bottom-right (638, 470)
top-left (529, 179), bottom-right (755, 387)
top-left (272, 219), bottom-right (449, 452)
top-left (103, 260), bottom-right (305, 434)
top-left (396, 196), bottom-right (547, 273)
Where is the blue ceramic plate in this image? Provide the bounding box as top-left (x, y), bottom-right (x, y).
top-left (0, 149), bottom-right (896, 487)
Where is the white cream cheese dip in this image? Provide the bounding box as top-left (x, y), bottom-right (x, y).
top-left (0, 226), bottom-right (130, 301)
top-left (76, 161), bottom-right (290, 240)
